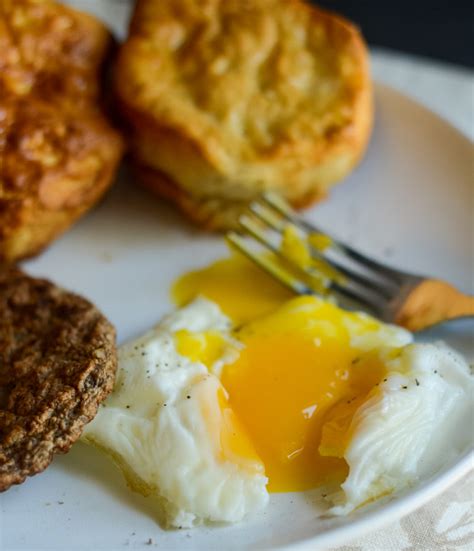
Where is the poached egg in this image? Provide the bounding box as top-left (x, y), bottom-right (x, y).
top-left (83, 254), bottom-right (473, 527)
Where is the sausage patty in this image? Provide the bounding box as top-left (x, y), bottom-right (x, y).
top-left (0, 267), bottom-right (117, 491)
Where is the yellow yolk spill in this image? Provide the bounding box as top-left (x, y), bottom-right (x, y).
top-left (197, 380), bottom-right (264, 476)
top-left (221, 297), bottom-right (386, 492)
top-left (171, 257), bottom-right (388, 493)
top-left (172, 254), bottom-right (293, 324)
top-left (175, 329), bottom-right (227, 369)
top-left (280, 225), bottom-right (343, 286)
top-left (172, 225), bottom-right (343, 324)
top-left (217, 388), bottom-right (265, 475)
top-left (308, 232), bottom-right (333, 252)
top-left (280, 225), bottom-right (313, 269)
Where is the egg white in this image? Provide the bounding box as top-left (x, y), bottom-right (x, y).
top-left (82, 298), bottom-right (268, 528)
top-left (328, 342), bottom-right (473, 514)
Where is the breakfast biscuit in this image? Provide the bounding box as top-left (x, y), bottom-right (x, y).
top-left (0, 0), bottom-right (124, 262)
top-left (115, 0), bottom-right (372, 229)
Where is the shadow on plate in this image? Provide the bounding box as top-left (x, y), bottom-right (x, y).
top-left (78, 163), bottom-right (203, 248)
top-left (52, 440), bottom-right (160, 524)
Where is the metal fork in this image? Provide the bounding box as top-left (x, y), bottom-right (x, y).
top-left (226, 192), bottom-right (474, 332)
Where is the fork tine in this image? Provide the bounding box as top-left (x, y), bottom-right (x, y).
top-left (225, 232), bottom-right (310, 295)
top-left (239, 212), bottom-right (391, 313)
top-left (250, 200), bottom-right (396, 300)
top-left (262, 192), bottom-right (404, 285)
top-left (227, 232), bottom-right (384, 315)
top-left (248, 202), bottom-right (284, 232)
top-left (330, 281), bottom-right (384, 315)
top-left (239, 214), bottom-right (330, 295)
top-left (239, 214), bottom-right (281, 256)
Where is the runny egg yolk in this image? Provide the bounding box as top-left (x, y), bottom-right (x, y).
top-left (221, 298), bottom-right (385, 492)
top-left (175, 329), bottom-right (228, 369)
top-left (172, 254), bottom-right (294, 324)
top-left (216, 387), bottom-right (265, 475)
top-left (196, 378), bottom-right (265, 476)
top-left (172, 257), bottom-right (387, 493)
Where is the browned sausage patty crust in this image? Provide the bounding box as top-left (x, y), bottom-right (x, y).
top-left (0, 267), bottom-right (117, 491)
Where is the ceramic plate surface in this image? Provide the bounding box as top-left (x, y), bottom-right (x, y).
top-left (1, 72), bottom-right (473, 551)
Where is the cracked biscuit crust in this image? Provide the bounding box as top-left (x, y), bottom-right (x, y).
top-left (0, 0), bottom-right (124, 262)
top-left (115, 0), bottom-right (372, 229)
top-left (0, 267), bottom-right (117, 492)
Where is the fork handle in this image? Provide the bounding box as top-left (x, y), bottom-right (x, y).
top-left (395, 279), bottom-right (474, 332)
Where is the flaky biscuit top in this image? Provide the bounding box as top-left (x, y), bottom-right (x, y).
top-left (0, 0), bottom-right (109, 103)
top-left (0, 0), bottom-right (124, 262)
top-left (0, 0), bottom-right (119, 209)
top-left (118, 0), bottom-right (368, 169)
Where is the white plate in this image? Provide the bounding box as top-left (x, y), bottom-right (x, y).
top-left (1, 83), bottom-right (473, 551)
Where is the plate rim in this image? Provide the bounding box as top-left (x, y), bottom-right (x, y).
top-left (277, 450), bottom-right (474, 551)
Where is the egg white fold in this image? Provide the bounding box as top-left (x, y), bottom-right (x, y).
top-left (82, 299), bottom-right (268, 528)
top-left (329, 343), bottom-right (473, 515)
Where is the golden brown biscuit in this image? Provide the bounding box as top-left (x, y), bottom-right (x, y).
top-left (115, 0), bottom-right (372, 230)
top-left (0, 0), bottom-right (124, 262)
